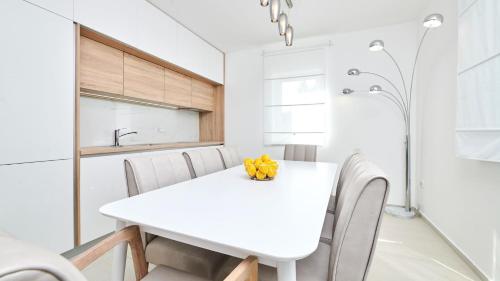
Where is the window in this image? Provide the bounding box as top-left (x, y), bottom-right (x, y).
top-left (456, 0), bottom-right (500, 161)
top-left (263, 47), bottom-right (327, 145)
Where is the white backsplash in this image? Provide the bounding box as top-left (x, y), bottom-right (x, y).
top-left (80, 97), bottom-right (199, 147)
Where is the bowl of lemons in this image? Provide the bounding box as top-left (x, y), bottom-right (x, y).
top-left (243, 154), bottom-right (279, 181)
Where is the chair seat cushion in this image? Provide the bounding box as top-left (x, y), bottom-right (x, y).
top-left (145, 237), bottom-right (229, 279)
top-left (327, 194), bottom-right (336, 213)
top-left (142, 265), bottom-right (211, 281)
top-left (320, 212), bottom-right (335, 244)
top-left (216, 243), bottom-right (331, 281)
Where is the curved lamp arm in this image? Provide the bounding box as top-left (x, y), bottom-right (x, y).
top-left (409, 28), bottom-right (430, 106)
top-left (383, 49), bottom-right (409, 102)
top-left (361, 71), bottom-right (408, 108)
top-left (380, 91), bottom-right (409, 130)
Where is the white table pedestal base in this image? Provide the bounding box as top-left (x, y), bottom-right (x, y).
top-left (277, 261), bottom-right (297, 281)
top-left (111, 221), bottom-right (127, 281)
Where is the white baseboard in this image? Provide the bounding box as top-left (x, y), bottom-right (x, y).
top-left (419, 211), bottom-right (491, 281)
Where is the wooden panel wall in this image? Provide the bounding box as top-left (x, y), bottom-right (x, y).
top-left (200, 85), bottom-right (224, 142)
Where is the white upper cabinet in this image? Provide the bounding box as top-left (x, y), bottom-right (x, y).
top-left (75, 0), bottom-right (177, 64)
top-left (25, 0), bottom-right (73, 20)
top-left (176, 25), bottom-right (224, 84)
top-left (0, 0), bottom-right (74, 165)
top-left (74, 0), bottom-right (224, 84)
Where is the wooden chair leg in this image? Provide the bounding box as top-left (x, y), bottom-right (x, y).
top-left (224, 256), bottom-right (258, 281)
top-left (71, 226), bottom-right (148, 281)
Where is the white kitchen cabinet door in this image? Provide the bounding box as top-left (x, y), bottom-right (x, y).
top-left (176, 25), bottom-right (224, 84)
top-left (80, 155), bottom-right (129, 244)
top-left (0, 159), bottom-right (74, 253)
top-left (24, 0), bottom-right (73, 20)
top-left (0, 0), bottom-right (74, 165)
top-left (74, 0), bottom-right (177, 65)
top-left (212, 47), bottom-right (225, 84)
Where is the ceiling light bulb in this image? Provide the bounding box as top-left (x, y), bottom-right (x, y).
top-left (347, 68), bottom-right (361, 76)
top-left (342, 88), bottom-right (354, 95)
top-left (270, 0), bottom-right (280, 22)
top-left (285, 24), bottom-right (294, 46)
top-left (423, 13), bottom-right (444, 29)
top-left (369, 40), bottom-right (385, 52)
top-left (369, 85), bottom-right (382, 94)
top-left (278, 13), bottom-right (288, 36)
top-left (260, 0), bottom-right (269, 7)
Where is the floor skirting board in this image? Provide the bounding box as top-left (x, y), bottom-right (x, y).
top-left (419, 211), bottom-right (490, 281)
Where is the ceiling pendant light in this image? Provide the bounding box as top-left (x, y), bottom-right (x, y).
top-left (285, 24), bottom-right (294, 46)
top-left (270, 0), bottom-right (280, 22)
top-left (260, 0), bottom-right (269, 7)
top-left (278, 12), bottom-right (288, 35)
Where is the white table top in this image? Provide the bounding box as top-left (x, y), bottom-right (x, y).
top-left (100, 160), bottom-right (337, 263)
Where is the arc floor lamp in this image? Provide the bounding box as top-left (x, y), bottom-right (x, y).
top-left (343, 13), bottom-right (444, 218)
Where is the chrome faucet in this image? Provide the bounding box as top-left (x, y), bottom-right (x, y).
top-left (114, 128), bottom-right (138, 147)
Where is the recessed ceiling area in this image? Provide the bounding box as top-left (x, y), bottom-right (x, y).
top-left (148, 0), bottom-right (432, 52)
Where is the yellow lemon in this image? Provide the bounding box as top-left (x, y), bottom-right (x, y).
top-left (261, 154), bottom-right (271, 162)
top-left (259, 164), bottom-right (270, 174)
top-left (254, 158), bottom-right (263, 168)
top-left (267, 168), bottom-right (277, 178)
top-left (243, 158), bottom-right (254, 166)
top-left (246, 164), bottom-right (257, 177)
top-left (256, 171), bottom-right (266, 180)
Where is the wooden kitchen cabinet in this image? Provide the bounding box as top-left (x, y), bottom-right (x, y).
top-left (80, 37), bottom-right (124, 95)
top-left (124, 53), bottom-right (165, 103)
top-left (192, 79), bottom-right (215, 111)
top-left (165, 68), bottom-right (192, 107)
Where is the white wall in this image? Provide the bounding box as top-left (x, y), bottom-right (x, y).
top-left (416, 0), bottom-right (500, 279)
top-left (80, 97), bottom-right (199, 147)
top-left (226, 22), bottom-right (418, 205)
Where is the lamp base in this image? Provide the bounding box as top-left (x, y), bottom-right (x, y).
top-left (385, 206), bottom-right (417, 219)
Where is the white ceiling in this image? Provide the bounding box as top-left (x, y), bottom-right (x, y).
top-left (148, 0), bottom-right (431, 52)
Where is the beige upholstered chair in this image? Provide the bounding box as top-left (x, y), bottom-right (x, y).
top-left (218, 159), bottom-right (389, 281)
top-left (217, 147), bottom-right (242, 169)
top-left (124, 153), bottom-right (192, 196)
top-left (124, 153), bottom-right (229, 279)
top-left (283, 144), bottom-right (317, 162)
top-left (183, 148), bottom-right (225, 178)
top-left (0, 226), bottom-right (258, 281)
top-left (327, 153), bottom-right (362, 214)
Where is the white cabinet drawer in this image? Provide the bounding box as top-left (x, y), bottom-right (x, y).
top-left (0, 0), bottom-right (74, 165)
top-left (0, 159), bottom-right (74, 253)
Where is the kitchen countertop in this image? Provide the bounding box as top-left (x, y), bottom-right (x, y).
top-left (80, 141), bottom-right (224, 157)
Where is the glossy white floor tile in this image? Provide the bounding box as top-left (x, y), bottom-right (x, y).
top-left (82, 215), bottom-right (482, 281)
top-left (367, 215), bottom-right (482, 281)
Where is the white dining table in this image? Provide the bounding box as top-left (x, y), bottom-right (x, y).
top-left (100, 160), bottom-right (338, 281)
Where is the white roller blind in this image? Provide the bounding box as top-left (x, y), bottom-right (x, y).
top-left (456, 0), bottom-right (500, 162)
top-left (263, 47), bottom-right (327, 145)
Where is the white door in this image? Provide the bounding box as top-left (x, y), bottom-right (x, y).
top-left (0, 0), bottom-right (74, 165)
top-left (0, 159), bottom-right (74, 253)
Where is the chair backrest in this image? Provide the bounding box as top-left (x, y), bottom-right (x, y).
top-left (124, 153), bottom-right (192, 197)
top-left (334, 153), bottom-right (363, 211)
top-left (0, 235), bottom-right (87, 281)
top-left (183, 148), bottom-right (225, 178)
top-left (283, 144), bottom-right (317, 162)
top-left (328, 160), bottom-right (390, 281)
top-left (217, 147), bottom-right (242, 169)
